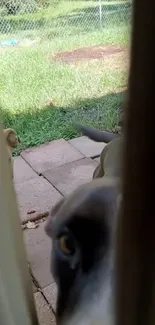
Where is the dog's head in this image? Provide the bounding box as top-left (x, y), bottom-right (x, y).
top-left (45, 177), bottom-right (119, 325)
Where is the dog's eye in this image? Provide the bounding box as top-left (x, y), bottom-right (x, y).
top-left (58, 234), bottom-right (76, 256)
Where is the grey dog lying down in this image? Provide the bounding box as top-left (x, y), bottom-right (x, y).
top-left (45, 126), bottom-right (122, 325)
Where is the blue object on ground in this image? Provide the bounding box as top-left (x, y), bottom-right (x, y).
top-left (0, 40), bottom-right (19, 48)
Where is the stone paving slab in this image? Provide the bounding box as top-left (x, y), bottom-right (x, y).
top-left (34, 292), bottom-right (56, 324)
top-left (69, 136), bottom-right (106, 158)
top-left (94, 157), bottom-right (100, 163)
top-left (13, 156), bottom-right (37, 183)
top-left (21, 139), bottom-right (84, 174)
top-left (43, 282), bottom-right (57, 313)
top-left (24, 220), bottom-right (54, 289)
top-left (43, 158), bottom-right (98, 196)
top-left (15, 176), bottom-right (62, 223)
top-left (33, 282), bottom-right (38, 293)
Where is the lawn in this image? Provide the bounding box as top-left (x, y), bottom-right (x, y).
top-left (0, 1), bottom-right (130, 155)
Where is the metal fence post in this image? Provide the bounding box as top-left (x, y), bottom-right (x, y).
top-left (99, 0), bottom-right (102, 27)
top-left (0, 122), bottom-right (39, 325)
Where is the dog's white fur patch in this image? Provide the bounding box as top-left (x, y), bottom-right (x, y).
top-left (62, 254), bottom-right (114, 325)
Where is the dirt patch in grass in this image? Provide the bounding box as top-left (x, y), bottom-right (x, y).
top-left (51, 45), bottom-right (127, 64)
top-left (104, 50), bottom-right (129, 71)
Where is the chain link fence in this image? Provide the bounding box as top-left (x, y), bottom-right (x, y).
top-left (0, 1), bottom-right (131, 43)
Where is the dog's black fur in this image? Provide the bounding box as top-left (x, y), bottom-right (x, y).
top-left (45, 177), bottom-right (119, 325)
top-left (76, 123), bottom-right (120, 143)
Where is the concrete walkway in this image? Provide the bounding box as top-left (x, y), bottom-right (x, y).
top-left (14, 136), bottom-right (106, 324)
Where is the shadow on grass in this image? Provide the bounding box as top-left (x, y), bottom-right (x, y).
top-left (2, 90), bottom-right (125, 155)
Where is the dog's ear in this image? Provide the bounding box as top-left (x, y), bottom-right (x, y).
top-left (45, 197), bottom-right (65, 237)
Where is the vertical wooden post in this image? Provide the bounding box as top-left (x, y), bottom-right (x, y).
top-left (116, 0), bottom-right (155, 324)
top-left (0, 122), bottom-right (39, 325)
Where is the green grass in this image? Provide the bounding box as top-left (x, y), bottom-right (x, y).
top-left (0, 1), bottom-right (130, 155)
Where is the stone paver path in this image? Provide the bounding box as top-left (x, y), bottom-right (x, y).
top-left (13, 136), bottom-right (106, 324)
top-left (43, 158), bottom-right (98, 196)
top-left (34, 292), bottom-right (56, 324)
top-left (15, 176), bottom-right (62, 223)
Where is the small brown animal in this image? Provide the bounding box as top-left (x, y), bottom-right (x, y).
top-left (3, 128), bottom-right (20, 179)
